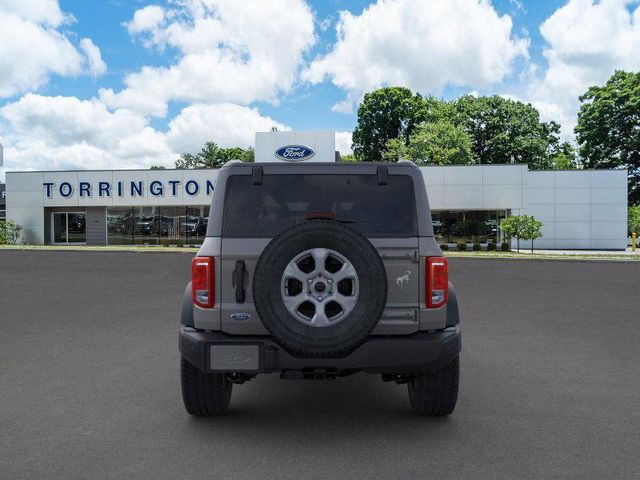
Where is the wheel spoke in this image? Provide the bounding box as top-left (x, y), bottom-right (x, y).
top-left (333, 263), bottom-right (357, 282)
top-left (281, 292), bottom-right (306, 312)
top-left (334, 292), bottom-right (357, 312)
top-left (310, 305), bottom-right (331, 326)
top-left (283, 262), bottom-right (307, 282)
top-left (311, 248), bottom-right (329, 274)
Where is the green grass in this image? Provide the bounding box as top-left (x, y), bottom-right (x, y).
top-left (444, 250), bottom-right (639, 262)
top-left (1, 244), bottom-right (638, 261)
top-left (0, 244), bottom-right (195, 253)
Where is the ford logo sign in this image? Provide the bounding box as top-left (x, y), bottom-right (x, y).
top-left (230, 312), bottom-right (251, 321)
top-left (275, 145), bottom-right (315, 162)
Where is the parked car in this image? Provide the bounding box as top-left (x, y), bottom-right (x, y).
top-left (135, 215), bottom-right (171, 235)
top-left (179, 161), bottom-right (461, 416)
top-left (180, 215), bottom-right (206, 236)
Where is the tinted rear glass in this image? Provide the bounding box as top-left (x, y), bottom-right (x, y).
top-left (222, 174), bottom-right (417, 237)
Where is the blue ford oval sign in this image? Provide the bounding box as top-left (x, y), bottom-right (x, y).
top-left (275, 145), bottom-right (315, 162)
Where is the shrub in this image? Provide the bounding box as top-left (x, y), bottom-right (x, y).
top-left (0, 220), bottom-right (22, 245)
top-left (472, 243), bottom-right (481, 251)
top-left (440, 244), bottom-right (449, 251)
top-left (456, 242), bottom-right (467, 251)
top-left (487, 242), bottom-right (497, 251)
top-left (501, 242), bottom-right (511, 252)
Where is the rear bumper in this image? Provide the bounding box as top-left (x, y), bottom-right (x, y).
top-left (179, 327), bottom-right (461, 375)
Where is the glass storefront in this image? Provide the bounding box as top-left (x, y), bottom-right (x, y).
top-left (107, 206), bottom-right (210, 246)
top-left (432, 210), bottom-right (507, 244)
top-left (52, 212), bottom-right (86, 244)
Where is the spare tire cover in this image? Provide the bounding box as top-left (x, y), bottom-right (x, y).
top-left (252, 219), bottom-right (387, 357)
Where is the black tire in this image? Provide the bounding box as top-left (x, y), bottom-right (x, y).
top-left (252, 219), bottom-right (387, 357)
top-left (407, 356), bottom-right (459, 416)
top-left (180, 357), bottom-right (232, 416)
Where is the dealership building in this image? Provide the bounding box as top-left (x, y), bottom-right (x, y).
top-left (0, 182), bottom-right (5, 220)
top-left (4, 130), bottom-right (628, 250)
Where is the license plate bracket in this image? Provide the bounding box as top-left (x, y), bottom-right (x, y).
top-left (209, 345), bottom-right (260, 372)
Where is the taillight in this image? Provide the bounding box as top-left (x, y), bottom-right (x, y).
top-left (192, 257), bottom-right (215, 308)
top-left (426, 257), bottom-right (448, 308)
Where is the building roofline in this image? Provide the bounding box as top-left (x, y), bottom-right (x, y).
top-left (4, 167), bottom-right (219, 174)
top-left (3, 164), bottom-right (628, 174)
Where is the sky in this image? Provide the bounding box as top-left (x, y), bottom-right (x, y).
top-left (1, 0), bottom-right (639, 179)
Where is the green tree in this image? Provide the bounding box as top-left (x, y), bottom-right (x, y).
top-left (242, 147), bottom-right (255, 163)
top-left (340, 153), bottom-right (358, 162)
top-left (454, 95), bottom-right (561, 169)
top-left (521, 216), bottom-right (544, 252)
top-left (500, 215), bottom-right (526, 252)
top-left (501, 215), bottom-right (544, 252)
top-left (175, 152), bottom-right (200, 169)
top-left (575, 70), bottom-right (640, 204)
top-left (382, 137), bottom-right (408, 162)
top-left (352, 87), bottom-right (429, 162)
top-left (150, 165), bottom-right (166, 170)
top-left (0, 219), bottom-right (22, 245)
top-left (175, 142), bottom-right (253, 169)
top-left (550, 142), bottom-right (580, 170)
top-left (216, 147), bottom-right (247, 164)
top-left (404, 120), bottom-right (474, 165)
top-left (629, 206), bottom-right (640, 236)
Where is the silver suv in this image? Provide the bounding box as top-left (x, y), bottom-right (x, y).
top-left (179, 161), bottom-right (461, 416)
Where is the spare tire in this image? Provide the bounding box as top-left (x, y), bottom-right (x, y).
top-left (253, 220), bottom-right (387, 357)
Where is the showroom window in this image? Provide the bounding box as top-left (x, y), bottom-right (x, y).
top-left (52, 212), bottom-right (86, 244)
top-left (106, 206), bottom-right (210, 246)
top-left (432, 210), bottom-right (507, 244)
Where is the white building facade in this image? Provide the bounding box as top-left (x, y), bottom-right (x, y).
top-left (4, 131), bottom-right (628, 250)
top-left (422, 165), bottom-right (628, 250)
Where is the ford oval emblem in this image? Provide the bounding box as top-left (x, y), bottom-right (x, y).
top-left (275, 145), bottom-right (315, 162)
top-left (230, 312), bottom-right (251, 321)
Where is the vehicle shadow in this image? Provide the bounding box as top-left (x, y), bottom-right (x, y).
top-left (178, 372), bottom-right (459, 443)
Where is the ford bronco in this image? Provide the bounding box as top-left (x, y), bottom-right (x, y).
top-left (179, 161), bottom-right (461, 416)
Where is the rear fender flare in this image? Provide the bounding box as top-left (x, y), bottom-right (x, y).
top-left (181, 282), bottom-right (194, 327)
top-left (446, 282), bottom-right (460, 327)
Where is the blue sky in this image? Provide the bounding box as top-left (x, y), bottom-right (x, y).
top-left (37, 0), bottom-right (565, 131)
top-left (0, 0), bottom-right (639, 177)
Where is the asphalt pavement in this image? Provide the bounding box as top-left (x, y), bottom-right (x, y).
top-left (1, 250), bottom-right (639, 479)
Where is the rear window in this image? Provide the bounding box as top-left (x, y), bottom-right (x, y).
top-left (222, 174), bottom-right (418, 237)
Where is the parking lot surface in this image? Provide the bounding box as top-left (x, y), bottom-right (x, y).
top-left (1, 251), bottom-right (639, 480)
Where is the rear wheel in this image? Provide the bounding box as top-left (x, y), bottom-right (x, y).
top-left (407, 356), bottom-right (459, 416)
top-left (180, 357), bottom-right (232, 416)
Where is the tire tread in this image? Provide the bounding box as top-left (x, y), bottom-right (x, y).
top-left (181, 357), bottom-right (232, 416)
top-left (408, 356), bottom-right (459, 416)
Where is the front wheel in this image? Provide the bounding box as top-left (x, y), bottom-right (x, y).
top-left (407, 356), bottom-right (459, 416)
top-left (180, 357), bottom-right (232, 416)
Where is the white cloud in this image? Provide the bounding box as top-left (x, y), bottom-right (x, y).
top-left (305, 0), bottom-right (528, 112)
top-left (80, 38), bottom-right (107, 77)
top-left (0, 94), bottom-right (290, 174)
top-left (335, 131), bottom-right (353, 156)
top-left (0, 1), bottom-right (106, 97)
top-left (125, 5), bottom-right (165, 36)
top-left (0, 94), bottom-right (171, 171)
top-left (0, 0), bottom-right (66, 26)
top-left (102, 0), bottom-right (316, 117)
top-left (165, 103), bottom-right (289, 154)
top-left (331, 98), bottom-right (356, 114)
top-left (525, 0), bottom-right (640, 139)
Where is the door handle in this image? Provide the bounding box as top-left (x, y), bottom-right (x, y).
top-left (232, 260), bottom-right (246, 303)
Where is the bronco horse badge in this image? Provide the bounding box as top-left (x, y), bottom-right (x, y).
top-left (395, 270), bottom-right (411, 288)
